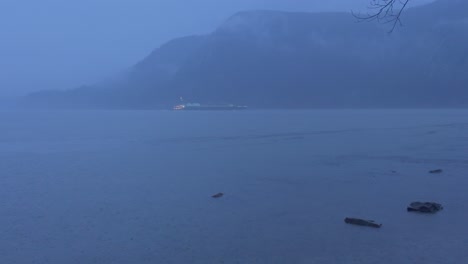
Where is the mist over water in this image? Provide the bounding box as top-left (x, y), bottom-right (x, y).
top-left (2, 0), bottom-right (468, 263)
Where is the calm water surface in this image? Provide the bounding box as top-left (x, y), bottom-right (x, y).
top-left (1, 110), bottom-right (467, 263)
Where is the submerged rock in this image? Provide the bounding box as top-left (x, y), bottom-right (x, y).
top-left (212, 193), bottom-right (224, 198)
top-left (407, 202), bottom-right (443, 213)
top-left (344, 218), bottom-right (382, 228)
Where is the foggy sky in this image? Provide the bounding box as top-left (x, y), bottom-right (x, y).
top-left (0, 0), bottom-right (433, 97)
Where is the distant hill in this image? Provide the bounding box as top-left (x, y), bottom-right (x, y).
top-left (24, 0), bottom-right (468, 109)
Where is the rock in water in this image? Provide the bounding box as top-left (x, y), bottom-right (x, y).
top-left (212, 193), bottom-right (224, 198)
top-left (407, 202), bottom-right (443, 213)
top-left (344, 218), bottom-right (382, 228)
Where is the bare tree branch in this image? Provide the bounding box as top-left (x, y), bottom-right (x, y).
top-left (353, 0), bottom-right (411, 33)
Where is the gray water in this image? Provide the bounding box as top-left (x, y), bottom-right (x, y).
top-left (1, 110), bottom-right (468, 263)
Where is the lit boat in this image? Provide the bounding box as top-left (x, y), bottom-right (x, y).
top-left (173, 103), bottom-right (248, 111)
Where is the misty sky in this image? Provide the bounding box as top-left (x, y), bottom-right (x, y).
top-left (0, 0), bottom-right (433, 97)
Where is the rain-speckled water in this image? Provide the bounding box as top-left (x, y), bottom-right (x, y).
top-left (1, 110), bottom-right (467, 264)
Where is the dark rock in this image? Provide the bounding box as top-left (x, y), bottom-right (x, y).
top-left (429, 169), bottom-right (443, 174)
top-left (212, 193), bottom-right (224, 198)
top-left (344, 218), bottom-right (382, 228)
top-left (407, 202), bottom-right (443, 213)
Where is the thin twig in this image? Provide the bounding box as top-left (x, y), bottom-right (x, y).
top-left (353, 0), bottom-right (411, 33)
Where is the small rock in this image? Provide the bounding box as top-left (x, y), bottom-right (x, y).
top-left (344, 217), bottom-right (382, 228)
top-left (429, 169), bottom-right (443, 174)
top-left (407, 202), bottom-right (443, 213)
top-left (212, 193), bottom-right (224, 198)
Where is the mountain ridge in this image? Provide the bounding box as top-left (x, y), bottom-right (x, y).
top-left (24, 0), bottom-right (468, 109)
